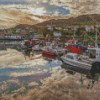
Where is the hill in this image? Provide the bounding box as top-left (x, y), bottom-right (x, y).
top-left (35, 14), bottom-right (100, 27)
top-left (12, 14), bottom-right (100, 29)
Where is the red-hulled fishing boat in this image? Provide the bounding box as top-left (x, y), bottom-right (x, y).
top-left (42, 38), bottom-right (66, 56)
top-left (42, 50), bottom-right (56, 55)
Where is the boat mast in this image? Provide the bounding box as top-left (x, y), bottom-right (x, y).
top-left (95, 29), bottom-right (98, 48)
top-left (89, 15), bottom-right (99, 48)
top-left (73, 28), bottom-right (76, 44)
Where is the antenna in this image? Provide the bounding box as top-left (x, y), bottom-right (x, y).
top-left (88, 15), bottom-right (100, 48)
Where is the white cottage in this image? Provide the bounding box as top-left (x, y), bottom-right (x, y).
top-left (53, 31), bottom-right (62, 37)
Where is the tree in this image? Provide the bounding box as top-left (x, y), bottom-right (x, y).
top-left (26, 31), bottom-right (30, 35)
top-left (75, 27), bottom-right (85, 35)
top-left (41, 26), bottom-right (50, 37)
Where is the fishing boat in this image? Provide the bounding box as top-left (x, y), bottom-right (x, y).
top-left (41, 39), bottom-right (66, 56)
top-left (21, 40), bottom-right (32, 51)
top-left (42, 44), bottom-right (66, 55)
top-left (61, 53), bottom-right (91, 70)
top-left (80, 47), bottom-right (100, 64)
top-left (42, 45), bottom-right (58, 55)
top-left (65, 40), bottom-right (83, 54)
top-left (61, 52), bottom-right (100, 76)
top-left (32, 44), bottom-right (43, 51)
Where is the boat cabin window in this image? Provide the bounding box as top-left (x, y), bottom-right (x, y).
top-left (80, 46), bottom-right (83, 50)
top-left (66, 55), bottom-right (74, 59)
top-left (89, 49), bottom-right (96, 58)
top-left (68, 44), bottom-right (71, 48)
top-left (76, 45), bottom-right (78, 49)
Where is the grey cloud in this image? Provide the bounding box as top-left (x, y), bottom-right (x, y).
top-left (0, 68), bottom-right (100, 100)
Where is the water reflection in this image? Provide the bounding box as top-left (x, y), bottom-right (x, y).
top-left (61, 63), bottom-right (100, 89)
top-left (61, 63), bottom-right (90, 75)
top-left (0, 48), bottom-right (100, 99)
top-left (0, 48), bottom-right (62, 96)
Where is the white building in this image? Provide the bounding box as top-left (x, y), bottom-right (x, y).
top-left (95, 24), bottom-right (100, 27)
top-left (55, 27), bottom-right (62, 30)
top-left (53, 31), bottom-right (62, 37)
top-left (63, 28), bottom-right (68, 30)
top-left (16, 29), bottom-right (21, 33)
top-left (48, 27), bottom-right (53, 30)
top-left (85, 25), bottom-right (91, 32)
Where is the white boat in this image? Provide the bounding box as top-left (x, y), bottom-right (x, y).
top-left (32, 44), bottom-right (43, 51)
top-left (80, 47), bottom-right (100, 64)
top-left (61, 53), bottom-right (92, 71)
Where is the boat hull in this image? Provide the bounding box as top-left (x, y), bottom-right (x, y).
top-left (42, 50), bottom-right (56, 56)
top-left (61, 56), bottom-right (91, 71)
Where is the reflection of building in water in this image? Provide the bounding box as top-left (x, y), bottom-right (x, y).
top-left (5, 34), bottom-right (21, 39)
top-left (0, 41), bottom-right (22, 45)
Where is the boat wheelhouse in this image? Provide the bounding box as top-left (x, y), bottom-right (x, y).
top-left (65, 43), bottom-right (83, 54)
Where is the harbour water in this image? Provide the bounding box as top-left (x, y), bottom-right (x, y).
top-left (0, 47), bottom-right (100, 100)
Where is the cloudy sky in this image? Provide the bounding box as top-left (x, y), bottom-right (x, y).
top-left (0, 0), bottom-right (100, 28)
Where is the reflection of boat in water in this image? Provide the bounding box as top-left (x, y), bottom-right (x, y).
top-left (61, 62), bottom-right (100, 89)
top-left (61, 63), bottom-right (90, 75)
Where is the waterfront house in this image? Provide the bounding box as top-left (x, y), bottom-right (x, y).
top-left (47, 25), bottom-right (53, 30)
top-left (73, 25), bottom-right (79, 30)
top-left (95, 24), bottom-right (100, 28)
top-left (16, 29), bottom-right (21, 33)
top-left (63, 28), bottom-right (68, 30)
top-left (85, 25), bottom-right (91, 32)
top-left (53, 31), bottom-right (62, 37)
top-left (55, 27), bottom-right (62, 30)
top-left (29, 33), bottom-right (34, 39)
top-left (47, 25), bottom-right (51, 27)
top-left (48, 27), bottom-right (53, 30)
top-left (20, 30), bottom-right (26, 34)
top-left (64, 26), bottom-right (75, 31)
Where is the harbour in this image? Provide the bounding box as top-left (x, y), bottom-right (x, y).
top-left (0, 1), bottom-right (100, 99)
top-left (0, 40), bottom-right (100, 99)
